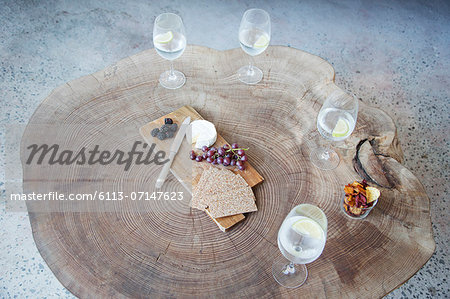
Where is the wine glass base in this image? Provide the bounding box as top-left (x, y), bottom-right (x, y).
top-left (159, 70), bottom-right (186, 89)
top-left (237, 65), bottom-right (263, 84)
top-left (310, 147), bottom-right (340, 170)
top-left (272, 255), bottom-right (308, 288)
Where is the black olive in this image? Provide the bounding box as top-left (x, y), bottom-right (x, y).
top-left (169, 123), bottom-right (178, 132)
top-left (157, 132), bottom-right (166, 140)
top-left (160, 124), bottom-right (170, 133)
top-left (151, 128), bottom-right (159, 137)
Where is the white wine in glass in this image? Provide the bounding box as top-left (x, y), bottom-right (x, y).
top-left (153, 13), bottom-right (186, 89)
top-left (237, 9), bottom-right (271, 84)
top-left (154, 31), bottom-right (186, 61)
top-left (273, 204), bottom-right (327, 288)
top-left (310, 91), bottom-right (358, 170)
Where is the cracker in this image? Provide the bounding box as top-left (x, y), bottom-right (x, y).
top-left (191, 165), bottom-right (257, 217)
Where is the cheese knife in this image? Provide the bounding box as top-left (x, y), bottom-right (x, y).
top-left (155, 116), bottom-right (191, 189)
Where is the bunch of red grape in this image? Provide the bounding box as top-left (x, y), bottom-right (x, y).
top-left (189, 143), bottom-right (248, 170)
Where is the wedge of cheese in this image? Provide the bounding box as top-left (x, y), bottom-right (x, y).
top-left (190, 120), bottom-right (217, 149)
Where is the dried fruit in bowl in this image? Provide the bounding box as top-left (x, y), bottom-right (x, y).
top-left (342, 180), bottom-right (380, 218)
top-left (349, 205), bottom-right (363, 216)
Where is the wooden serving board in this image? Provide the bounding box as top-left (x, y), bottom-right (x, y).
top-left (21, 45), bottom-right (435, 298)
top-left (140, 105), bottom-right (264, 231)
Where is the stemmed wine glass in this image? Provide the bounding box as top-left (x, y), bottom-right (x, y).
top-left (153, 13), bottom-right (187, 89)
top-left (237, 9), bottom-right (271, 84)
top-left (310, 90), bottom-right (359, 170)
top-left (273, 204), bottom-right (327, 288)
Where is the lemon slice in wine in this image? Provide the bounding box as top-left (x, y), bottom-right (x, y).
top-left (253, 34), bottom-right (269, 48)
top-left (292, 218), bottom-right (324, 240)
top-left (332, 118), bottom-right (350, 138)
top-left (295, 204), bottom-right (327, 231)
top-left (154, 31), bottom-right (173, 44)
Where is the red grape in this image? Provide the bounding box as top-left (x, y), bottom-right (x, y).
top-left (191, 143), bottom-right (249, 170)
top-left (218, 147), bottom-right (225, 156)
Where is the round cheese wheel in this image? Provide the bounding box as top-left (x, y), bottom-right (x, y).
top-left (190, 120), bottom-right (217, 149)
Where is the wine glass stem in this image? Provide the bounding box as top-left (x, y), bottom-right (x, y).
top-left (247, 59), bottom-right (254, 76)
top-left (321, 147), bottom-right (331, 160)
top-left (283, 262), bottom-right (296, 274)
top-left (169, 60), bottom-right (175, 79)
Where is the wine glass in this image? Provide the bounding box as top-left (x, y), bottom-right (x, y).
top-left (310, 90), bottom-right (359, 170)
top-left (273, 204), bottom-right (327, 288)
top-left (237, 9), bottom-right (271, 84)
top-left (153, 13), bottom-right (187, 89)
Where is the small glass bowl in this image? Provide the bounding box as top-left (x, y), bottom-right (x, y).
top-left (341, 193), bottom-right (378, 219)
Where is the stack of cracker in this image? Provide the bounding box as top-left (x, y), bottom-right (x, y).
top-left (191, 166), bottom-right (257, 218)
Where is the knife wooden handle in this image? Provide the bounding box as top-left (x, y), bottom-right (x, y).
top-left (155, 151), bottom-right (176, 189)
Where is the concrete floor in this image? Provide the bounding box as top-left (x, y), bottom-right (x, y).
top-left (1, 0), bottom-right (448, 298)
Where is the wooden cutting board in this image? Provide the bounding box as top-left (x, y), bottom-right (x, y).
top-left (139, 105), bottom-right (264, 231)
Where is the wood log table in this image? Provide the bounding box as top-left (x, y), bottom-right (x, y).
top-left (21, 45), bottom-right (435, 298)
